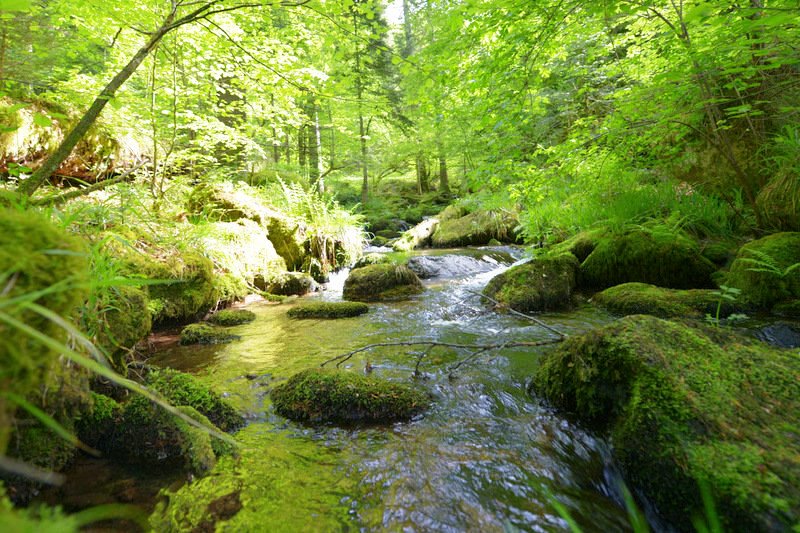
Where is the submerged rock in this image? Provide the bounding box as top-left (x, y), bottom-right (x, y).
top-left (407, 254), bottom-right (500, 279)
top-left (180, 323), bottom-right (240, 345)
top-left (262, 272), bottom-right (315, 296)
top-left (592, 282), bottom-right (741, 319)
top-left (724, 232), bottom-right (800, 310)
top-left (578, 227), bottom-right (716, 290)
top-left (208, 309), bottom-right (256, 326)
top-left (483, 253), bottom-right (579, 312)
top-left (271, 368), bottom-right (428, 424)
top-left (343, 264), bottom-right (423, 302)
top-left (531, 315), bottom-right (800, 531)
top-left (431, 209), bottom-right (520, 248)
top-left (287, 301), bottom-right (369, 319)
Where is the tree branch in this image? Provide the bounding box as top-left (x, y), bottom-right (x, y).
top-left (32, 163), bottom-right (146, 207)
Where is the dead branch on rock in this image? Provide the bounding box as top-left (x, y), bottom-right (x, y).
top-left (466, 288), bottom-right (568, 339)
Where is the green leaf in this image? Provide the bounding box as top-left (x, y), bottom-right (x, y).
top-left (0, 0), bottom-right (32, 11)
top-left (33, 113), bottom-right (53, 127)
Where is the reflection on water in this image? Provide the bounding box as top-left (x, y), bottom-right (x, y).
top-left (146, 247), bottom-right (633, 531)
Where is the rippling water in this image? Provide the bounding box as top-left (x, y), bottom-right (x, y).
top-left (145, 247), bottom-right (636, 531)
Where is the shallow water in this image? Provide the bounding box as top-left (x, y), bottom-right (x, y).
top-left (145, 247), bottom-right (636, 531)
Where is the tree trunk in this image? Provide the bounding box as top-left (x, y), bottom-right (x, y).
top-left (16, 11), bottom-right (177, 196)
top-left (438, 153), bottom-right (450, 194)
top-left (402, 0), bottom-right (414, 58)
top-left (307, 103), bottom-right (323, 193)
top-left (298, 125), bottom-right (307, 170)
top-left (354, 10), bottom-right (369, 205)
top-left (416, 153), bottom-right (429, 193)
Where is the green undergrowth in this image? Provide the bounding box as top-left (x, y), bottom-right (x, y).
top-left (532, 315), bottom-right (800, 531)
top-left (286, 301), bottom-right (369, 319)
top-left (724, 232), bottom-right (800, 309)
top-left (271, 368), bottom-right (428, 424)
top-left (207, 309), bottom-right (256, 326)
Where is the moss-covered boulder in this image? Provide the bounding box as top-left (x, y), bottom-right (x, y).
top-left (592, 282), bottom-right (742, 319)
top-left (287, 301), bottom-right (369, 319)
top-left (343, 264), bottom-right (423, 302)
top-left (578, 227), bottom-right (716, 290)
top-left (0, 208), bottom-right (89, 454)
top-left (124, 247), bottom-right (218, 326)
top-left (724, 232), bottom-right (800, 310)
top-left (482, 253), bottom-right (579, 312)
top-left (431, 209), bottom-right (520, 248)
top-left (180, 323), bottom-right (240, 345)
top-left (271, 368), bottom-right (428, 424)
top-left (393, 218), bottom-right (439, 252)
top-left (352, 252), bottom-right (392, 270)
top-left (208, 309), bottom-right (256, 326)
top-left (261, 272), bottom-right (315, 296)
top-left (76, 392), bottom-right (121, 449)
top-left (531, 315), bottom-right (800, 531)
top-left (95, 285), bottom-right (151, 372)
top-left (145, 368), bottom-right (245, 432)
top-left (549, 228), bottom-right (608, 262)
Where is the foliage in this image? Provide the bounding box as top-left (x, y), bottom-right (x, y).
top-left (724, 232), bottom-right (800, 308)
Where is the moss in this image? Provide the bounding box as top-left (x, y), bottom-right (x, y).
top-left (0, 208), bottom-right (88, 453)
top-left (271, 368), bottom-right (428, 424)
top-left (532, 315), bottom-right (800, 531)
top-left (482, 253), bottom-right (579, 312)
top-left (263, 272), bottom-right (315, 296)
top-left (124, 247), bottom-right (218, 326)
top-left (772, 299), bottom-right (800, 318)
top-left (578, 227), bottom-right (716, 290)
top-left (207, 309), bottom-right (256, 326)
top-left (108, 396), bottom-right (217, 476)
top-left (95, 285), bottom-right (151, 372)
top-left (431, 209), bottom-right (520, 248)
top-left (145, 368), bottom-right (244, 432)
top-left (392, 218), bottom-right (439, 252)
top-left (342, 263), bottom-right (423, 302)
top-left (352, 252), bottom-right (392, 270)
top-left (724, 232), bottom-right (800, 309)
top-left (75, 392), bottom-right (121, 449)
top-left (592, 282), bottom-right (742, 319)
top-left (180, 323), bottom-right (240, 345)
top-left (287, 301), bottom-right (369, 319)
top-left (700, 239), bottom-right (739, 267)
top-left (548, 227), bottom-right (608, 262)
top-left (259, 292), bottom-right (288, 303)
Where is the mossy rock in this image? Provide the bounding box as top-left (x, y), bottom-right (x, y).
top-left (431, 209), bottom-right (520, 248)
top-left (260, 292), bottom-right (288, 303)
top-left (208, 309), bottom-right (256, 326)
top-left (0, 208), bottom-right (88, 452)
top-left (180, 323), bottom-right (240, 345)
top-left (124, 248), bottom-right (218, 326)
top-left (724, 232), bottom-right (800, 309)
top-left (107, 396), bottom-right (217, 475)
top-left (95, 285), bottom-right (151, 372)
top-left (342, 264), bottom-right (423, 302)
top-left (145, 368), bottom-right (245, 432)
top-left (271, 368), bottom-right (428, 424)
top-left (531, 315), bottom-right (800, 531)
top-left (392, 218), bottom-right (439, 252)
top-left (699, 239), bottom-right (739, 267)
top-left (287, 301), bottom-right (369, 319)
top-left (772, 299), bottom-right (800, 318)
top-left (548, 227), bottom-right (608, 262)
top-left (592, 282), bottom-right (742, 319)
top-left (482, 253), bottom-right (579, 312)
top-left (352, 253), bottom-right (392, 270)
top-left (264, 272), bottom-right (315, 296)
top-left (76, 392), bottom-right (121, 448)
top-left (578, 227), bottom-right (716, 290)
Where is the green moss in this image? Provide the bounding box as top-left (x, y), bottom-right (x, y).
top-left (271, 368), bottom-right (428, 424)
top-left (124, 248), bottom-right (218, 325)
top-left (145, 368), bottom-right (244, 432)
top-left (287, 301), bottom-right (369, 319)
top-left (592, 282), bottom-right (741, 319)
top-left (352, 252), bottom-right (392, 270)
top-left (772, 299), bottom-right (800, 318)
top-left (180, 323), bottom-right (240, 345)
top-left (259, 292), bottom-right (288, 303)
top-left (579, 227), bottom-right (716, 290)
top-left (483, 253), bottom-right (579, 312)
top-left (431, 209), bottom-right (520, 247)
top-left (95, 285), bottom-right (151, 372)
top-left (0, 208), bottom-right (88, 453)
top-left (532, 315), bottom-right (800, 531)
top-left (263, 272), bottom-right (314, 296)
top-left (75, 392), bottom-right (121, 448)
top-left (207, 309), bottom-right (256, 326)
top-left (724, 232), bottom-right (800, 309)
top-left (342, 263), bottom-right (423, 302)
top-left (548, 227), bottom-right (608, 262)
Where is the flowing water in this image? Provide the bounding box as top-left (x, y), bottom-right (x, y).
top-left (142, 247), bottom-right (636, 531)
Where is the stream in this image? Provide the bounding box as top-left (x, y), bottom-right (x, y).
top-left (47, 247), bottom-right (663, 531)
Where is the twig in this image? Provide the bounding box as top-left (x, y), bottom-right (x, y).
top-left (320, 338), bottom-right (562, 369)
top-left (32, 163), bottom-right (146, 206)
top-left (466, 289), bottom-right (568, 339)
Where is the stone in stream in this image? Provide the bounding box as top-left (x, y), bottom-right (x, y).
top-left (271, 368), bottom-right (428, 424)
top-left (342, 263), bottom-right (423, 301)
top-left (482, 253), bottom-right (579, 312)
top-left (258, 271), bottom-right (316, 296)
top-left (592, 282), bottom-right (743, 319)
top-left (430, 208), bottom-right (521, 248)
top-left (406, 254), bottom-right (499, 279)
top-left (207, 308), bottom-right (257, 326)
top-left (180, 323), bottom-right (240, 345)
top-left (286, 301), bottom-right (369, 319)
top-left (531, 314), bottom-right (800, 531)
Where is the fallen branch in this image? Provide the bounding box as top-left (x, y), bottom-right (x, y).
top-left (320, 338), bottom-right (562, 369)
top-left (466, 289), bottom-right (568, 340)
top-left (32, 162), bottom-right (146, 206)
